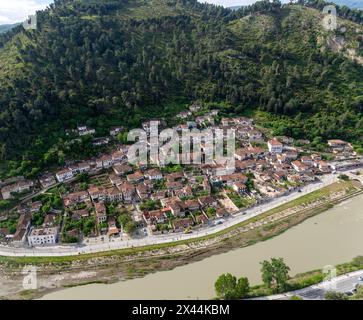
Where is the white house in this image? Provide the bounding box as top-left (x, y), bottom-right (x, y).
top-left (176, 111), bottom-right (192, 119)
top-left (95, 202), bottom-right (107, 223)
top-left (291, 160), bottom-right (309, 173)
top-left (78, 162), bottom-right (91, 173)
top-left (189, 104), bottom-right (201, 112)
top-left (327, 139), bottom-right (348, 148)
top-left (145, 169), bottom-right (163, 180)
top-left (109, 127), bottom-right (124, 136)
top-left (28, 227), bottom-right (59, 246)
top-left (268, 139), bottom-right (283, 154)
top-left (56, 169), bottom-right (74, 182)
top-left (93, 137), bottom-right (110, 146)
top-left (78, 126), bottom-right (95, 136)
top-left (111, 150), bottom-right (125, 163)
top-left (101, 155), bottom-right (113, 168)
top-left (300, 156), bottom-right (313, 166)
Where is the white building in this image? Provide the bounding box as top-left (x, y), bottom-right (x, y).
top-left (78, 162), bottom-right (91, 173)
top-left (145, 169), bottom-right (163, 180)
top-left (101, 155), bottom-right (113, 168)
top-left (28, 227), bottom-right (59, 246)
top-left (268, 139), bottom-right (283, 154)
top-left (55, 169), bottom-right (74, 182)
top-left (78, 126), bottom-right (95, 136)
top-left (176, 111), bottom-right (192, 119)
top-left (109, 127), bottom-right (124, 136)
top-left (327, 139), bottom-right (348, 148)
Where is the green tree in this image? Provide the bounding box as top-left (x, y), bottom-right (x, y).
top-left (235, 277), bottom-right (250, 299)
top-left (352, 285), bottom-right (363, 300)
top-left (260, 257), bottom-right (290, 293)
top-left (118, 213), bottom-right (131, 227)
top-left (324, 291), bottom-right (349, 300)
top-left (215, 274), bottom-right (250, 299)
top-left (32, 211), bottom-right (44, 226)
top-left (352, 256), bottom-right (363, 268)
top-left (205, 207), bottom-right (216, 217)
top-left (83, 217), bottom-right (95, 236)
top-left (215, 273), bottom-right (238, 300)
top-left (338, 174), bottom-right (349, 181)
top-left (117, 132), bottom-right (129, 144)
top-left (124, 221), bottom-right (137, 234)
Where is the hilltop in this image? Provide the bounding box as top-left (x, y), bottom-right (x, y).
top-left (332, 0), bottom-right (363, 9)
top-left (0, 0), bottom-right (362, 178)
top-left (0, 24), bottom-right (20, 34)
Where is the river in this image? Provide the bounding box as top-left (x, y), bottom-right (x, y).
top-left (42, 193), bottom-right (363, 300)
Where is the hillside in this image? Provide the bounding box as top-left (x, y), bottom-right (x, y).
top-left (0, 24), bottom-right (19, 34)
top-left (332, 0), bottom-right (363, 9)
top-left (0, 0), bottom-right (362, 178)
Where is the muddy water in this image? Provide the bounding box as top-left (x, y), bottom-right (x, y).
top-left (42, 194), bottom-right (363, 300)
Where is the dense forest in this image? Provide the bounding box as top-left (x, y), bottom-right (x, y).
top-left (0, 0), bottom-right (362, 178)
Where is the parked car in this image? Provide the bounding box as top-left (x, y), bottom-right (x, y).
top-left (214, 219), bottom-right (225, 225)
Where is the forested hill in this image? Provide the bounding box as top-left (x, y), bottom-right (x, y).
top-left (0, 0), bottom-right (362, 178)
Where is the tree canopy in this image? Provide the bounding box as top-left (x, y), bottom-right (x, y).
top-left (215, 273), bottom-right (250, 299)
top-left (260, 257), bottom-right (291, 293)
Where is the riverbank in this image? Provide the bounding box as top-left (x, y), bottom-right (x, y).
top-left (248, 256), bottom-right (363, 300)
top-left (1, 179), bottom-right (362, 299)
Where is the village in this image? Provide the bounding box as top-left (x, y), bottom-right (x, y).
top-left (0, 104), bottom-right (362, 248)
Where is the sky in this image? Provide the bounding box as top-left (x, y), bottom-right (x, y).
top-left (0, 0), bottom-right (264, 24)
top-left (0, 0), bottom-right (51, 24)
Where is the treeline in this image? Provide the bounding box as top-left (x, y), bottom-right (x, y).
top-left (234, 0), bottom-right (363, 25)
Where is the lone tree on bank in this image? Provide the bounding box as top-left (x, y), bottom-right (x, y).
top-left (215, 273), bottom-right (250, 299)
top-left (260, 257), bottom-right (290, 293)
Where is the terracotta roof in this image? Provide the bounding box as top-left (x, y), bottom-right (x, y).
top-left (268, 139), bottom-right (283, 146)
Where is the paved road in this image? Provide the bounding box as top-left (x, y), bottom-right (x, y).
top-left (0, 170), bottom-right (360, 257)
top-left (253, 270), bottom-right (363, 300)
